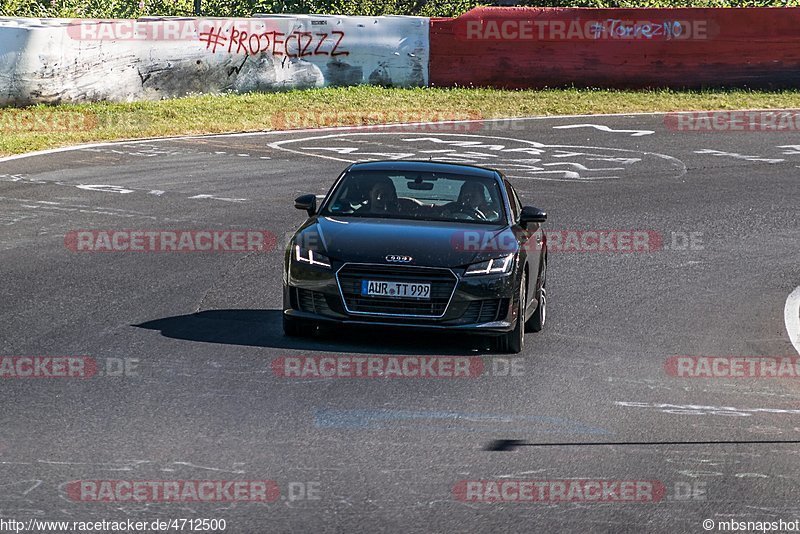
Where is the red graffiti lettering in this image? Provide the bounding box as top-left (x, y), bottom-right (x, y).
top-left (314, 33), bottom-right (329, 55)
top-left (272, 31), bottom-right (285, 56)
top-left (331, 30), bottom-right (349, 56)
top-left (298, 31), bottom-right (314, 57)
top-left (248, 33), bottom-right (261, 55)
top-left (227, 27), bottom-right (239, 53)
top-left (283, 33), bottom-right (297, 57)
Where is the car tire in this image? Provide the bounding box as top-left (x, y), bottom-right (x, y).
top-left (283, 314), bottom-right (310, 337)
top-left (492, 273), bottom-right (525, 354)
top-left (526, 256), bottom-right (546, 333)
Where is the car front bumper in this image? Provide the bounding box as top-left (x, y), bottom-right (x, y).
top-left (283, 260), bottom-right (518, 335)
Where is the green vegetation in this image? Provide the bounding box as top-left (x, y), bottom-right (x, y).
top-left (3, 86), bottom-right (800, 156)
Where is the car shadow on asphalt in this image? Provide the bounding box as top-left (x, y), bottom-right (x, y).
top-left (134, 309), bottom-right (487, 355)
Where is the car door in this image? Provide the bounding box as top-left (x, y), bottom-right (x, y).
top-left (505, 179), bottom-right (542, 313)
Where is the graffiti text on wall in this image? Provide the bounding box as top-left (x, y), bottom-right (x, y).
top-left (199, 26), bottom-right (349, 57)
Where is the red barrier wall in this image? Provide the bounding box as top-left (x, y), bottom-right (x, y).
top-left (429, 7), bottom-right (800, 89)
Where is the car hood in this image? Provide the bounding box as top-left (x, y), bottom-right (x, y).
top-left (299, 216), bottom-right (515, 268)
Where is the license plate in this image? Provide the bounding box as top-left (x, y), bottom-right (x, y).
top-left (361, 280), bottom-right (431, 299)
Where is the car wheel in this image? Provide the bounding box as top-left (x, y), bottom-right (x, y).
top-left (492, 273), bottom-right (525, 354)
top-left (283, 314), bottom-right (310, 337)
top-left (527, 256), bottom-right (546, 333)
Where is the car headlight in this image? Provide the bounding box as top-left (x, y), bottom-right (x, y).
top-left (294, 245), bottom-right (332, 268)
top-left (464, 254), bottom-right (514, 276)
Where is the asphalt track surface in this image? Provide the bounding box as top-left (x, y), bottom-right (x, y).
top-left (0, 115), bottom-right (798, 533)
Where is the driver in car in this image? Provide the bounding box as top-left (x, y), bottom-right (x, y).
top-left (366, 178), bottom-right (400, 215)
top-left (444, 181), bottom-right (500, 221)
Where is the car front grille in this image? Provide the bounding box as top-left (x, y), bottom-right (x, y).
top-left (336, 264), bottom-right (458, 318)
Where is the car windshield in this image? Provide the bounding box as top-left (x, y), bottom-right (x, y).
top-left (321, 170), bottom-right (506, 224)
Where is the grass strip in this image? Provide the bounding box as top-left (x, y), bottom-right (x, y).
top-left (3, 86), bottom-right (800, 155)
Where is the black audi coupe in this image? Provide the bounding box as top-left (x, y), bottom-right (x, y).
top-left (282, 160), bottom-right (548, 354)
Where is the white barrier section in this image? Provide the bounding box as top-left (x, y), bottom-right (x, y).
top-left (0, 15), bottom-right (429, 106)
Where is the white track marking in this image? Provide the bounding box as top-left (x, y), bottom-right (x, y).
top-left (267, 132), bottom-right (687, 182)
top-left (4, 107), bottom-right (800, 164)
top-left (187, 194), bottom-right (247, 203)
top-left (616, 402), bottom-right (800, 416)
top-left (694, 149), bottom-right (784, 164)
top-left (2, 174), bottom-right (247, 203)
top-left (0, 197), bottom-right (212, 223)
top-left (76, 184), bottom-right (135, 194)
top-left (777, 145), bottom-right (800, 155)
top-left (785, 286), bottom-right (800, 356)
top-left (542, 162), bottom-right (625, 171)
top-left (552, 124), bottom-right (655, 137)
top-left (0, 108), bottom-right (779, 164)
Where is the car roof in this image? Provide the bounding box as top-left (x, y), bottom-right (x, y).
top-left (347, 160), bottom-right (501, 179)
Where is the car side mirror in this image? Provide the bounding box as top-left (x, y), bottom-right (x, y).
top-left (294, 194), bottom-right (317, 216)
top-left (520, 206), bottom-right (547, 224)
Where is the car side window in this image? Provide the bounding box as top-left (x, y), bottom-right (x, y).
top-left (504, 180), bottom-right (521, 223)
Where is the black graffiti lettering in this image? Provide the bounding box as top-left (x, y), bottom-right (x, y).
top-left (227, 55), bottom-right (248, 77)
